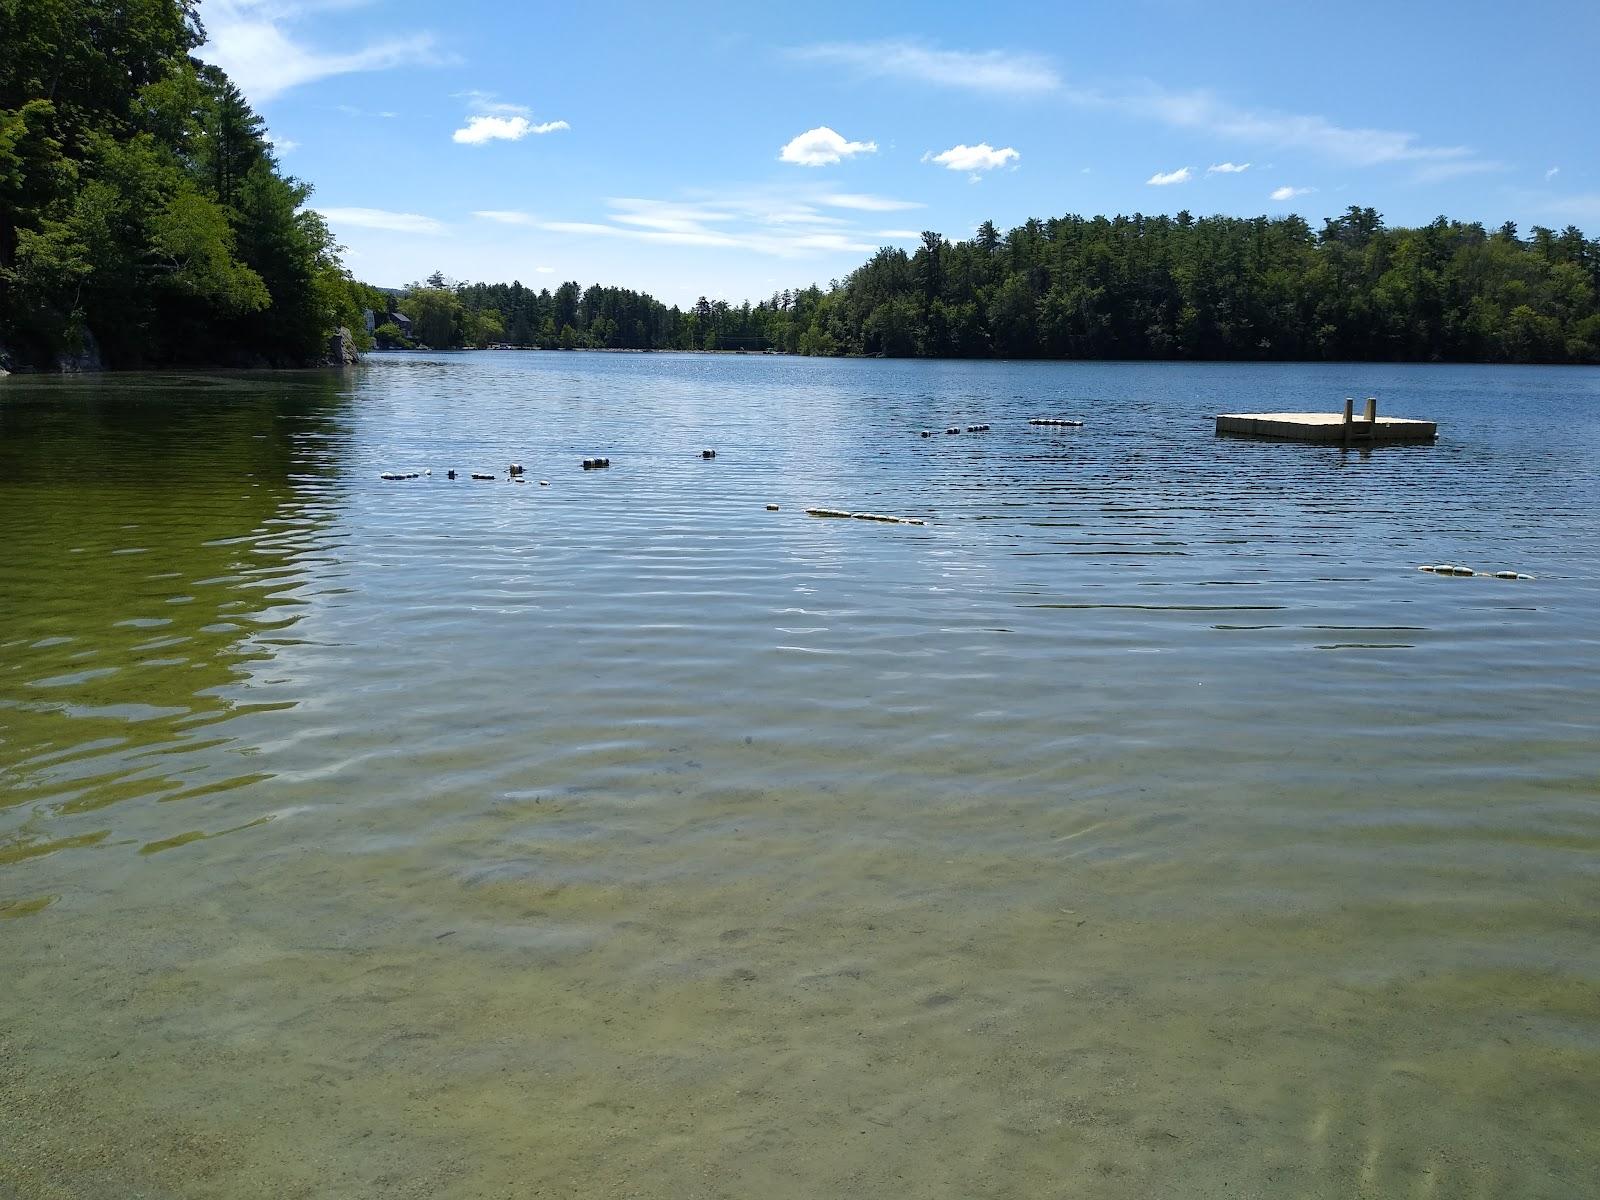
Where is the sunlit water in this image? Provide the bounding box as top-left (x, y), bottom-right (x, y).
top-left (3, 353), bottom-right (1598, 1198)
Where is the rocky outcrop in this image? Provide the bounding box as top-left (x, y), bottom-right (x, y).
top-left (327, 326), bottom-right (360, 366)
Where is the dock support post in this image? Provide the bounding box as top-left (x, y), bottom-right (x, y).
top-left (1342, 397), bottom-right (1354, 446)
top-left (1364, 396), bottom-right (1377, 425)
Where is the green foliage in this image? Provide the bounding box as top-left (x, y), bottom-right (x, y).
top-left (0, 0), bottom-right (360, 368)
top-left (149, 189), bottom-right (270, 312)
top-left (399, 287), bottom-right (464, 349)
top-left (372, 321), bottom-right (411, 350)
top-left (387, 206), bottom-right (1597, 365)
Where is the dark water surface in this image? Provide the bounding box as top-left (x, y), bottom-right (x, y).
top-left (3, 353), bottom-right (1598, 1198)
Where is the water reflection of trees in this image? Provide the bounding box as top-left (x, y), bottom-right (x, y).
top-left (0, 370), bottom-right (351, 864)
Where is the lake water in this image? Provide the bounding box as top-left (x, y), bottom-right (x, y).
top-left (3, 352), bottom-right (1598, 1198)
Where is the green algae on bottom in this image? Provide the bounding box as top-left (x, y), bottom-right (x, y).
top-left (0, 894), bottom-right (57, 919)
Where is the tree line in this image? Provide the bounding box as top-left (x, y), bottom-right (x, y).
top-left (382, 209), bottom-right (1599, 365)
top-left (1, 0), bottom-right (366, 369)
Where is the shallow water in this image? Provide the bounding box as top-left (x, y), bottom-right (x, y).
top-left (2, 353), bottom-right (1598, 1198)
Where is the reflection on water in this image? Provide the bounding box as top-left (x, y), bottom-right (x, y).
top-left (2, 355), bottom-right (1598, 1198)
top-left (0, 373), bottom-right (345, 855)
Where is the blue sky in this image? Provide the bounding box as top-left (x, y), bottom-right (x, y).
top-left (198, 0), bottom-right (1600, 305)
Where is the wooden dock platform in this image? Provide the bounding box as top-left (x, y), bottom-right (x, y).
top-left (1215, 398), bottom-right (1436, 443)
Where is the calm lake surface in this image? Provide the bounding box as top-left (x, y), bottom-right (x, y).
top-left (3, 352), bottom-right (1598, 1198)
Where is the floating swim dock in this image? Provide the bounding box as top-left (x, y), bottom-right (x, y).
top-left (1216, 397), bottom-right (1436, 444)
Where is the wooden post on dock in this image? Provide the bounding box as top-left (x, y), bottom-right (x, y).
top-left (1364, 396), bottom-right (1377, 425)
top-left (1342, 397), bottom-right (1354, 446)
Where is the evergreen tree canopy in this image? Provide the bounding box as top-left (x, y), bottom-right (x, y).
top-left (369, 210), bottom-right (1600, 365)
top-left (0, 0), bottom-right (363, 367)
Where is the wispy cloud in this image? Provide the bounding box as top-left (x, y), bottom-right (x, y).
top-left (266, 134), bottom-right (298, 153)
top-left (472, 210), bottom-right (538, 225)
top-left (335, 103), bottom-right (398, 118)
top-left (1536, 192), bottom-right (1600, 220)
top-left (819, 193), bottom-right (925, 212)
top-left (1147, 167), bottom-right (1192, 186)
top-left (609, 199), bottom-right (738, 234)
top-left (453, 115), bottom-right (568, 144)
top-left (1206, 161), bottom-right (1250, 174)
top-left (197, 0), bottom-right (444, 103)
top-left (540, 218), bottom-right (877, 257)
top-left (532, 192), bottom-right (891, 259)
top-left (924, 143), bottom-right (1020, 174)
top-left (318, 207), bottom-right (446, 234)
top-left (1545, 166), bottom-right (1561, 180)
top-left (1409, 159), bottom-right (1507, 184)
top-left (778, 126), bottom-right (877, 167)
top-left (454, 90), bottom-right (526, 114)
top-left (878, 229), bottom-right (924, 239)
top-left (1121, 86), bottom-right (1475, 169)
top-left (535, 266), bottom-right (556, 273)
top-left (791, 40), bottom-right (1060, 95)
top-left (1269, 185), bottom-right (1315, 201)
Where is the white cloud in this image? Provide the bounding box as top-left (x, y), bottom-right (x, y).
top-left (453, 115), bottom-right (568, 145)
top-left (535, 266), bottom-right (556, 273)
top-left (197, 0), bottom-right (443, 103)
top-left (820, 192), bottom-right (925, 212)
top-left (1146, 167), bottom-right (1192, 186)
top-left (779, 126), bottom-right (877, 166)
top-left (924, 143), bottom-right (1020, 173)
top-left (792, 41), bottom-right (1060, 95)
top-left (266, 134), bottom-right (298, 153)
top-left (1269, 185), bottom-right (1315, 201)
top-left (1206, 161), bottom-right (1250, 174)
top-left (473, 210), bottom-right (538, 225)
top-left (878, 229), bottom-right (924, 239)
top-left (318, 207), bottom-right (446, 234)
top-left (1545, 166), bottom-right (1560, 180)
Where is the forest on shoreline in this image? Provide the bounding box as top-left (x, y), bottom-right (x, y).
top-left (1, 0), bottom-right (366, 371)
top-left (375, 210), bottom-right (1600, 365)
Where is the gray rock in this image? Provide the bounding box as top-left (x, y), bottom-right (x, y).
top-left (326, 326), bottom-right (360, 366)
